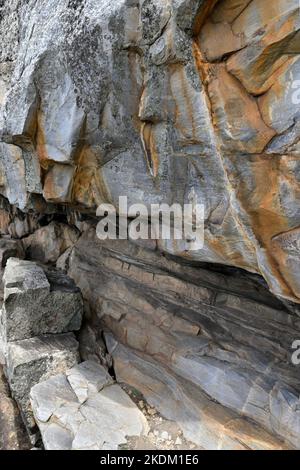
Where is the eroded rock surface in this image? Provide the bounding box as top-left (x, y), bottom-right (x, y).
top-left (0, 0), bottom-right (298, 303)
top-left (68, 229), bottom-right (300, 449)
top-left (107, 336), bottom-right (289, 450)
top-left (6, 333), bottom-right (80, 437)
top-left (22, 221), bottom-right (80, 264)
top-left (0, 0), bottom-right (299, 452)
top-left (1, 258), bottom-right (83, 341)
top-left (0, 257), bottom-right (82, 442)
top-left (30, 360), bottom-right (149, 450)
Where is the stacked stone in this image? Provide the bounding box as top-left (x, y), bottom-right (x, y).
top-left (0, 257), bottom-right (83, 442)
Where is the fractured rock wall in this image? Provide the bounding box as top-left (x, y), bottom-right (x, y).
top-left (67, 228), bottom-right (300, 449)
top-left (0, 0), bottom-right (300, 451)
top-left (0, 0), bottom-right (299, 304)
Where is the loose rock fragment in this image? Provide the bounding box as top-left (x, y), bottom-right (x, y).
top-left (31, 361), bottom-right (149, 450)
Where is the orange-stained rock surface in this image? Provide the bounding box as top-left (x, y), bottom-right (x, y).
top-left (0, 0), bottom-right (299, 305)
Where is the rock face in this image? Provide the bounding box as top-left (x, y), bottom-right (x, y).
top-left (0, 238), bottom-right (24, 268)
top-left (68, 229), bottom-right (300, 449)
top-left (22, 221), bottom-right (80, 264)
top-left (0, 0), bottom-right (299, 304)
top-left (107, 337), bottom-right (288, 450)
top-left (0, 0), bottom-right (299, 452)
top-left (30, 360), bottom-right (149, 450)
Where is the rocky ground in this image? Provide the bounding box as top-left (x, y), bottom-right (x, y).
top-left (0, 357), bottom-right (194, 451)
top-left (120, 385), bottom-right (197, 451)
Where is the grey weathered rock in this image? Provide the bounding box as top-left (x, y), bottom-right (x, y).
top-left (0, 321), bottom-right (5, 365)
top-left (22, 221), bottom-right (80, 263)
top-left (68, 230), bottom-right (300, 449)
top-left (78, 323), bottom-right (112, 371)
top-left (0, 0), bottom-right (298, 303)
top-left (1, 258), bottom-right (83, 341)
top-left (66, 360), bottom-right (114, 404)
top-left (30, 360), bottom-right (149, 450)
top-left (56, 246), bottom-right (73, 272)
top-left (107, 336), bottom-right (288, 451)
top-left (6, 333), bottom-right (79, 436)
top-left (0, 0), bottom-right (299, 452)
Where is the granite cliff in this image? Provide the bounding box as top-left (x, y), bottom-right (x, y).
top-left (0, 0), bottom-right (300, 451)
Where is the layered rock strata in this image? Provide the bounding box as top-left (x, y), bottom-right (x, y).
top-left (0, 0), bottom-right (298, 304)
top-left (0, 0), bottom-right (299, 452)
top-left (68, 229), bottom-right (300, 449)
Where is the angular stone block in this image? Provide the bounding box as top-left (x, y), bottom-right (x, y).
top-left (6, 333), bottom-right (79, 436)
top-left (30, 361), bottom-right (149, 450)
top-left (2, 258), bottom-right (83, 341)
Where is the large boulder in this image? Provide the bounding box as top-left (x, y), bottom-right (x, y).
top-left (0, 0), bottom-right (298, 303)
top-left (0, 257), bottom-right (83, 444)
top-left (6, 333), bottom-right (80, 438)
top-left (1, 258), bottom-right (83, 341)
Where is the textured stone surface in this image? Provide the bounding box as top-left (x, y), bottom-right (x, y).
top-left (6, 333), bottom-right (79, 436)
top-left (30, 361), bottom-right (149, 450)
top-left (0, 0), bottom-right (298, 303)
top-left (68, 230), bottom-right (300, 449)
top-left (1, 258), bottom-right (83, 341)
top-left (0, 0), bottom-right (299, 451)
top-left (0, 365), bottom-right (30, 450)
top-left (22, 221), bottom-right (80, 264)
top-left (107, 336), bottom-right (289, 451)
top-left (0, 238), bottom-right (24, 268)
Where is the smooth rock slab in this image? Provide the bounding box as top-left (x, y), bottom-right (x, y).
top-left (1, 258), bottom-right (83, 341)
top-left (107, 336), bottom-right (289, 451)
top-left (30, 361), bottom-right (149, 450)
top-left (6, 333), bottom-right (79, 437)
